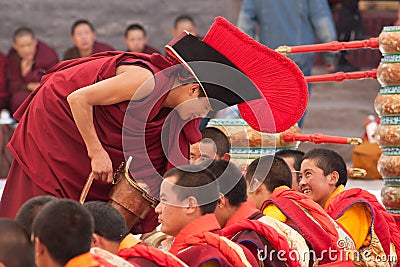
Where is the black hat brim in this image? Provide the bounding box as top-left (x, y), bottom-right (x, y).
top-left (165, 33), bottom-right (262, 111)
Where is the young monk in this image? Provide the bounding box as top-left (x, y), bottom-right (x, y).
top-left (15, 195), bottom-right (57, 236)
top-left (6, 27), bottom-right (59, 113)
top-left (209, 159), bottom-right (309, 267)
top-left (84, 201), bottom-right (187, 267)
top-left (31, 199), bottom-right (133, 267)
top-left (83, 201), bottom-right (139, 253)
top-left (190, 127), bottom-right (231, 164)
top-left (155, 164), bottom-right (259, 266)
top-left (63, 19), bottom-right (114, 60)
top-left (300, 148), bottom-right (400, 266)
top-left (246, 155), bottom-right (356, 266)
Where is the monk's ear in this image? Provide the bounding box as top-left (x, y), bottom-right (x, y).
top-left (34, 237), bottom-right (46, 256)
top-left (186, 196), bottom-right (198, 215)
top-left (188, 83), bottom-right (200, 96)
top-left (222, 153), bottom-right (231, 161)
top-left (329, 171), bottom-right (339, 185)
top-left (217, 193), bottom-right (226, 208)
top-left (92, 233), bottom-right (101, 247)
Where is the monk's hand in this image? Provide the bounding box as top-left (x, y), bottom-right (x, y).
top-left (26, 82), bottom-right (40, 91)
top-left (20, 56), bottom-right (34, 77)
top-left (90, 149), bottom-right (113, 183)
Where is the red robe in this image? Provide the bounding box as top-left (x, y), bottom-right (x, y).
top-left (119, 242), bottom-right (187, 267)
top-left (221, 201), bottom-right (298, 267)
top-left (223, 219), bottom-right (302, 267)
top-left (262, 187), bottom-right (352, 265)
top-left (5, 40), bottom-right (59, 113)
top-left (221, 201), bottom-right (285, 266)
top-left (224, 201), bottom-right (263, 227)
top-left (63, 41), bottom-right (114, 60)
top-left (326, 188), bottom-right (400, 266)
top-left (0, 52), bottom-right (7, 110)
top-left (142, 45), bottom-right (160, 55)
top-left (0, 52), bottom-right (201, 225)
top-left (169, 213), bottom-right (258, 267)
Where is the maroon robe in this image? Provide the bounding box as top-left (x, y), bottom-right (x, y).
top-left (169, 214), bottom-right (259, 267)
top-left (5, 40), bottom-right (59, 113)
top-left (223, 201), bottom-right (291, 267)
top-left (0, 52), bottom-right (201, 226)
top-left (0, 52), bottom-right (7, 110)
top-left (142, 45), bottom-right (160, 55)
top-left (63, 41), bottom-right (114, 60)
top-left (119, 242), bottom-right (186, 267)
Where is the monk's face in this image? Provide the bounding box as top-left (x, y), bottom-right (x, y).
top-left (155, 176), bottom-right (190, 236)
top-left (125, 29), bottom-right (147, 53)
top-left (174, 83), bottom-right (211, 120)
top-left (72, 23), bottom-right (95, 52)
top-left (299, 159), bottom-right (336, 208)
top-left (190, 140), bottom-right (218, 165)
top-left (173, 21), bottom-right (197, 37)
top-left (13, 34), bottom-right (37, 60)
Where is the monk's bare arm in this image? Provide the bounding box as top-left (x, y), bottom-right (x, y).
top-left (67, 65), bottom-right (154, 182)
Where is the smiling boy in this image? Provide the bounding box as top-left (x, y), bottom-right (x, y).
top-left (300, 148), bottom-right (400, 266)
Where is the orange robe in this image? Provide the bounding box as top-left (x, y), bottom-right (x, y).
top-left (66, 250), bottom-right (137, 267)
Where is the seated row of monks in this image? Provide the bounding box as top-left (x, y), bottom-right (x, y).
top-left (0, 15), bottom-right (197, 114)
top-left (1, 128), bottom-right (399, 267)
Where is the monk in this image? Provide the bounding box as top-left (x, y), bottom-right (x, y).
top-left (155, 164), bottom-right (258, 266)
top-left (190, 127), bottom-right (231, 164)
top-left (63, 19), bottom-right (114, 60)
top-left (32, 199), bottom-right (134, 267)
top-left (5, 27), bottom-right (58, 113)
top-left (15, 195), bottom-right (57, 236)
top-left (246, 155), bottom-right (356, 266)
top-left (0, 50), bottom-right (210, 231)
top-left (172, 15), bottom-right (198, 37)
top-left (124, 24), bottom-right (160, 55)
top-left (209, 159), bottom-right (309, 267)
top-left (83, 201), bottom-right (140, 254)
top-left (300, 148), bottom-right (400, 266)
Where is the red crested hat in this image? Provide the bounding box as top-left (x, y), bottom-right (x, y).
top-left (165, 17), bottom-right (308, 133)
